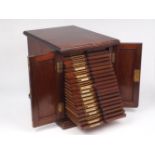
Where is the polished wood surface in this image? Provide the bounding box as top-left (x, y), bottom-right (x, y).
top-left (114, 43), bottom-right (142, 107)
top-left (28, 52), bottom-right (57, 127)
top-left (24, 26), bottom-right (142, 129)
top-left (24, 26), bottom-right (120, 53)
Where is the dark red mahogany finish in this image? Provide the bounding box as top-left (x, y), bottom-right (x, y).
top-left (24, 26), bottom-right (142, 129)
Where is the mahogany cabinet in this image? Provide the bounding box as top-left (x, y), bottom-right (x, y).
top-left (24, 26), bottom-right (142, 129)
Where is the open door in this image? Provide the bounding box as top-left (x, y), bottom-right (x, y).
top-left (114, 43), bottom-right (142, 107)
top-left (28, 52), bottom-right (64, 127)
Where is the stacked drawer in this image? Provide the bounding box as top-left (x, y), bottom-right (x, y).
top-left (86, 51), bottom-right (126, 123)
top-left (64, 50), bottom-right (125, 129)
top-left (64, 55), bottom-right (104, 129)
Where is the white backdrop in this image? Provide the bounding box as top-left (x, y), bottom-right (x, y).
top-left (0, 20), bottom-right (155, 155)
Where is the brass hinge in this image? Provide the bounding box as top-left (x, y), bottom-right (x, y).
top-left (111, 52), bottom-right (115, 63)
top-left (56, 61), bottom-right (63, 73)
top-left (57, 102), bottom-right (64, 113)
top-left (134, 69), bottom-right (140, 82)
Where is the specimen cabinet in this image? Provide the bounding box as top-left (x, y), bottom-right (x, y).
top-left (24, 26), bottom-right (142, 129)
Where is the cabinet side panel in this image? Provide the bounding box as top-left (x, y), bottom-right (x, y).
top-left (27, 36), bottom-right (65, 127)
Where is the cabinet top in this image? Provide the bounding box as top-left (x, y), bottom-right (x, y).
top-left (24, 25), bottom-right (120, 53)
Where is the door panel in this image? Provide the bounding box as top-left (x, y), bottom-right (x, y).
top-left (28, 52), bottom-right (57, 127)
top-left (114, 43), bottom-right (142, 107)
